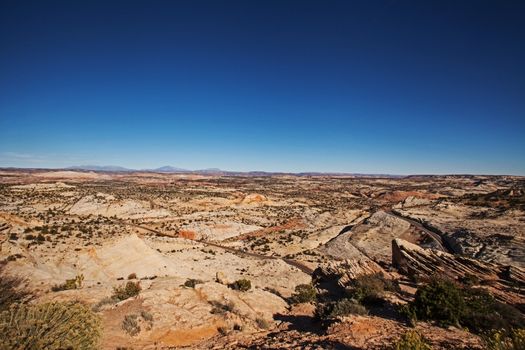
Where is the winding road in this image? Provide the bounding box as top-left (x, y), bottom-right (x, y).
top-left (118, 219), bottom-right (315, 275)
top-left (384, 209), bottom-right (453, 253)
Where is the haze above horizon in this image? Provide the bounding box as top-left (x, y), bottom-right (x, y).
top-left (1, 1), bottom-right (524, 175)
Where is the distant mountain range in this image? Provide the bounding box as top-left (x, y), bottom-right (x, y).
top-left (61, 165), bottom-right (403, 177)
top-left (67, 165), bottom-right (134, 172)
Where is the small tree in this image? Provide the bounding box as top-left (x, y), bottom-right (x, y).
top-left (290, 284), bottom-right (317, 304)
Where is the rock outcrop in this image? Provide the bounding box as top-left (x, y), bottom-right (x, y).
top-left (320, 211), bottom-right (442, 266)
top-left (392, 238), bottom-right (525, 307)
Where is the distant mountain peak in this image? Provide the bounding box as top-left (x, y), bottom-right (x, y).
top-left (152, 165), bottom-right (189, 172)
top-left (67, 165), bottom-right (132, 172)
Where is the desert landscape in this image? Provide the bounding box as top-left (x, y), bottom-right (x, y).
top-left (0, 169), bottom-right (523, 349)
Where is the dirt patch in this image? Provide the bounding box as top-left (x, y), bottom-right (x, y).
top-left (178, 230), bottom-right (197, 240)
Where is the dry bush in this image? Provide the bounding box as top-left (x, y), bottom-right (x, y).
top-left (122, 314), bottom-right (140, 336)
top-left (92, 296), bottom-right (119, 312)
top-left (0, 262), bottom-right (31, 312)
top-left (51, 274), bottom-right (84, 292)
top-left (255, 317), bottom-right (271, 329)
top-left (228, 279), bottom-right (251, 292)
top-left (113, 281), bottom-right (141, 301)
top-left (484, 329), bottom-right (525, 350)
top-left (0, 301), bottom-right (101, 349)
top-left (392, 330), bottom-right (431, 350)
top-left (184, 278), bottom-right (203, 288)
top-left (210, 300), bottom-right (236, 315)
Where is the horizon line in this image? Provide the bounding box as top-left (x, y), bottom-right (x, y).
top-left (0, 166), bottom-right (523, 178)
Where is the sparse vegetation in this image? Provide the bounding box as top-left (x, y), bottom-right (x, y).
top-left (0, 301), bottom-right (101, 349)
top-left (113, 281), bottom-right (141, 301)
top-left (290, 283), bottom-right (317, 304)
top-left (210, 300), bottom-right (236, 315)
top-left (229, 279), bottom-right (251, 292)
top-left (92, 296), bottom-right (119, 312)
top-left (51, 274), bottom-right (84, 292)
top-left (315, 298), bottom-right (367, 323)
top-left (392, 330), bottom-right (431, 350)
top-left (255, 317), bottom-right (271, 329)
top-left (484, 328), bottom-right (525, 350)
top-left (122, 314), bottom-right (140, 336)
top-left (0, 262), bottom-right (31, 312)
top-left (404, 277), bottom-right (525, 333)
top-left (184, 278), bottom-right (204, 288)
top-left (348, 273), bottom-right (397, 304)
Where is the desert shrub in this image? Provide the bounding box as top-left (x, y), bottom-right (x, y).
top-left (460, 273), bottom-right (480, 287)
top-left (290, 284), bottom-right (317, 304)
top-left (0, 263), bottom-right (31, 312)
top-left (140, 310), bottom-right (153, 322)
top-left (0, 301), bottom-right (101, 349)
top-left (348, 273), bottom-right (397, 304)
top-left (393, 330), bottom-right (431, 350)
top-left (407, 277), bottom-right (524, 333)
top-left (461, 288), bottom-right (524, 333)
top-left (255, 317), bottom-right (271, 329)
top-left (113, 281), bottom-right (141, 301)
top-left (52, 274), bottom-right (84, 292)
top-left (409, 277), bottom-right (465, 327)
top-left (217, 326), bottom-right (229, 335)
top-left (122, 314), bottom-right (140, 336)
top-left (484, 328), bottom-right (525, 350)
top-left (184, 278), bottom-right (204, 288)
top-left (229, 279), bottom-right (251, 292)
top-left (210, 300), bottom-right (236, 315)
top-left (92, 296), bottom-right (119, 312)
top-left (127, 273), bottom-right (137, 280)
top-left (264, 287), bottom-right (283, 298)
top-left (315, 299), bottom-right (367, 323)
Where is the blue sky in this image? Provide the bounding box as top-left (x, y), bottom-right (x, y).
top-left (1, 1), bottom-right (524, 174)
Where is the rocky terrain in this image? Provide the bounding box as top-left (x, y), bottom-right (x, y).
top-left (0, 169), bottom-right (524, 349)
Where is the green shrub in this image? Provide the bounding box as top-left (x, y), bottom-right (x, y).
top-left (315, 299), bottom-right (367, 323)
top-left (113, 281), bottom-right (141, 301)
top-left (290, 284), bottom-right (317, 304)
top-left (393, 330), bottom-right (431, 350)
top-left (411, 277), bottom-right (465, 327)
top-left (229, 279), bottom-right (251, 292)
top-left (407, 277), bottom-right (524, 333)
top-left (484, 328), bottom-right (525, 350)
top-left (348, 273), bottom-right (397, 304)
top-left (184, 278), bottom-right (204, 288)
top-left (0, 301), bottom-right (101, 349)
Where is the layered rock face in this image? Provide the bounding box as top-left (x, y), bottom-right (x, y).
top-left (392, 238), bottom-right (525, 307)
top-left (319, 210), bottom-right (444, 266)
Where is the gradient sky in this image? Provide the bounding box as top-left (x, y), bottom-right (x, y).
top-left (1, 1), bottom-right (524, 174)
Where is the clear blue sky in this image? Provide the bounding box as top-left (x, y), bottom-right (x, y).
top-left (1, 1), bottom-right (524, 174)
